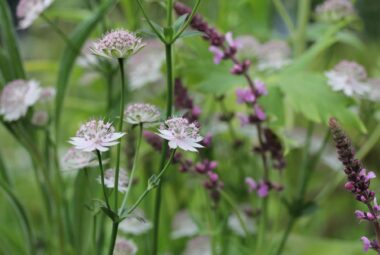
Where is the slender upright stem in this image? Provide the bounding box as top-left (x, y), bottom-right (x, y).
top-left (275, 217), bottom-right (296, 255)
top-left (357, 123), bottom-right (380, 160)
top-left (96, 150), bottom-right (111, 210)
top-left (152, 42), bottom-right (173, 255)
top-left (107, 222), bottom-right (119, 255)
top-left (120, 123), bottom-right (143, 211)
top-left (114, 58), bottom-right (126, 210)
top-left (295, 0), bottom-right (311, 56)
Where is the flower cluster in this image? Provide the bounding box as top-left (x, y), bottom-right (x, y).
top-left (157, 117), bottom-right (203, 152)
top-left (174, 78), bottom-right (202, 122)
top-left (256, 40), bottom-right (291, 71)
top-left (329, 118), bottom-right (380, 253)
top-left (98, 168), bottom-right (129, 193)
top-left (315, 0), bottom-right (356, 22)
top-left (0, 80), bottom-right (41, 122)
top-left (114, 238), bottom-right (138, 255)
top-left (61, 148), bottom-right (97, 171)
top-left (119, 209), bottom-right (152, 235)
top-left (124, 103), bottom-right (161, 125)
top-left (17, 0), bottom-right (54, 29)
top-left (245, 177), bottom-right (283, 198)
top-left (69, 120), bottom-right (125, 152)
top-left (325, 60), bottom-right (370, 97)
top-left (91, 29), bottom-right (145, 59)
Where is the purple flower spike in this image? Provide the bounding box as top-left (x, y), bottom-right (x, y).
top-left (254, 80), bottom-right (268, 96)
top-left (245, 177), bottom-right (257, 193)
top-left (238, 113), bottom-right (250, 127)
top-left (255, 105), bottom-right (266, 121)
top-left (209, 46), bottom-right (224, 64)
top-left (225, 32), bottom-right (240, 49)
top-left (236, 88), bottom-right (255, 104)
top-left (257, 182), bottom-right (269, 197)
top-left (362, 236), bottom-right (371, 252)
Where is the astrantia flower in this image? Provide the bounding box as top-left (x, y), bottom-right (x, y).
top-left (69, 120), bottom-right (125, 152)
top-left (315, 0), bottom-right (355, 22)
top-left (98, 168), bottom-right (129, 192)
top-left (236, 35), bottom-right (260, 59)
top-left (114, 238), bottom-right (138, 255)
top-left (124, 103), bottom-right (160, 125)
top-left (61, 148), bottom-right (97, 171)
top-left (17, 0), bottom-right (54, 29)
top-left (91, 29), bottom-right (145, 59)
top-left (39, 87), bottom-right (56, 103)
top-left (228, 206), bottom-right (256, 237)
top-left (0, 80), bottom-right (41, 122)
top-left (31, 110), bottom-right (49, 127)
top-left (157, 117), bottom-right (203, 152)
top-left (183, 236), bottom-right (211, 255)
top-left (171, 210), bottom-right (199, 239)
top-left (325, 60), bottom-right (370, 97)
top-left (257, 40), bottom-right (291, 71)
top-left (119, 209), bottom-right (152, 235)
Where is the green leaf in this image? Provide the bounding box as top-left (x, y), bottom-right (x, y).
top-left (173, 14), bottom-right (189, 34)
top-left (55, 0), bottom-right (116, 135)
top-left (178, 30), bottom-right (204, 39)
top-left (0, 0), bottom-right (25, 79)
top-left (273, 72), bottom-right (366, 133)
top-left (0, 48), bottom-right (13, 84)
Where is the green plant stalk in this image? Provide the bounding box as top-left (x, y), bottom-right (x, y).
top-left (275, 217), bottom-right (296, 255)
top-left (297, 122), bottom-right (314, 197)
top-left (96, 150), bottom-right (111, 210)
top-left (120, 123), bottom-right (143, 211)
top-left (220, 190), bottom-right (250, 237)
top-left (272, 0), bottom-right (295, 36)
top-left (107, 222), bottom-right (119, 255)
top-left (0, 151), bottom-right (11, 185)
top-left (295, 0), bottom-right (311, 56)
top-left (357, 122), bottom-right (380, 160)
top-left (114, 58), bottom-right (126, 210)
top-left (0, 181), bottom-right (36, 255)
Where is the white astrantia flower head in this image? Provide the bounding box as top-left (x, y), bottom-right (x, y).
top-left (61, 148), bottom-right (97, 171)
top-left (31, 110), bottom-right (49, 127)
top-left (325, 60), bottom-right (370, 97)
top-left (157, 117), bottom-right (203, 152)
top-left (124, 103), bottom-right (161, 125)
top-left (98, 168), bottom-right (129, 192)
top-left (256, 40), bottom-right (291, 71)
top-left (69, 120), bottom-right (125, 152)
top-left (236, 35), bottom-right (261, 59)
top-left (315, 0), bottom-right (355, 22)
top-left (227, 210), bottom-right (256, 237)
top-left (127, 40), bottom-right (165, 90)
top-left (183, 236), bottom-right (211, 255)
top-left (366, 79), bottom-right (380, 102)
top-left (171, 210), bottom-right (199, 239)
top-left (119, 209), bottom-right (152, 235)
top-left (0, 80), bottom-right (41, 122)
top-left (17, 0), bottom-right (54, 29)
top-left (39, 87), bottom-right (56, 103)
top-left (91, 29), bottom-right (145, 59)
top-left (114, 238), bottom-right (138, 255)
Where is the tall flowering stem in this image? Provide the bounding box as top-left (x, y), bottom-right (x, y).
top-left (329, 118), bottom-right (380, 253)
top-left (96, 150), bottom-right (111, 210)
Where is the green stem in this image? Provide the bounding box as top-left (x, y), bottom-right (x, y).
top-left (171, 0), bottom-right (202, 42)
top-left (107, 222), bottom-right (119, 255)
top-left (114, 58), bottom-right (126, 210)
top-left (96, 150), bottom-right (111, 210)
top-left (297, 122), bottom-right (314, 198)
top-left (357, 122), bottom-right (380, 160)
top-left (120, 123), bottom-right (143, 211)
top-left (0, 151), bottom-right (11, 185)
top-left (220, 190), bottom-right (250, 237)
top-left (0, 181), bottom-right (35, 255)
top-left (275, 217), bottom-right (296, 255)
top-left (152, 36), bottom-right (174, 255)
top-left (273, 0), bottom-right (295, 35)
top-left (136, 0), bottom-right (166, 42)
top-left (218, 99), bottom-right (238, 140)
top-left (295, 0), bottom-right (311, 56)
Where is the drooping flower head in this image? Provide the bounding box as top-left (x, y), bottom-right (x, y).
top-left (69, 120), bottom-right (125, 152)
top-left (0, 80), bottom-right (41, 122)
top-left (92, 29), bottom-right (145, 59)
top-left (124, 103), bottom-right (160, 125)
top-left (98, 168), bottom-right (129, 192)
top-left (61, 148), bottom-right (97, 171)
top-left (17, 0), bottom-right (54, 29)
top-left (157, 117), bottom-right (203, 152)
top-left (119, 209), bottom-right (152, 235)
top-left (257, 40), bottom-right (291, 71)
top-left (114, 238), bottom-right (138, 255)
top-left (315, 0), bottom-right (355, 22)
top-left (325, 60), bottom-right (370, 97)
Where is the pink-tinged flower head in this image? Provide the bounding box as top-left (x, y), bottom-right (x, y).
top-left (0, 80), bottom-right (41, 122)
top-left (69, 120), bottom-right (125, 152)
top-left (325, 60), bottom-right (370, 97)
top-left (114, 238), bottom-right (138, 255)
top-left (61, 148), bottom-right (97, 171)
top-left (245, 177), bottom-right (257, 193)
top-left (209, 46), bottom-right (224, 64)
top-left (236, 87), bottom-right (255, 104)
top-left (124, 103), bottom-right (160, 125)
top-left (257, 182), bottom-right (269, 197)
top-left (355, 210), bottom-right (366, 220)
top-left (157, 117), bottom-right (203, 152)
top-left (315, 0), bottom-right (355, 22)
top-left (39, 87), bottom-right (56, 103)
top-left (361, 236), bottom-right (371, 252)
top-left (119, 209), bottom-right (152, 235)
top-left (225, 32), bottom-right (241, 49)
top-left (98, 168), bottom-right (129, 193)
top-left (254, 80), bottom-right (268, 96)
top-left (257, 40), bottom-right (291, 71)
top-left (31, 110), bottom-right (49, 126)
top-left (374, 198), bottom-right (380, 212)
top-left (17, 0), bottom-right (53, 29)
top-left (171, 210), bottom-right (199, 239)
top-left (92, 29), bottom-right (145, 59)
top-left (359, 169), bottom-right (376, 182)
